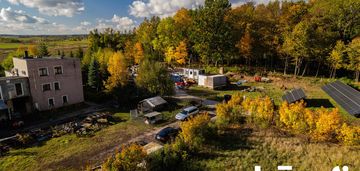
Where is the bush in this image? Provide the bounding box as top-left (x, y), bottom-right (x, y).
top-left (102, 144), bottom-right (147, 171)
top-left (242, 96), bottom-right (275, 128)
top-left (179, 113), bottom-right (212, 151)
top-left (146, 139), bottom-right (188, 171)
top-left (278, 101), bottom-right (310, 133)
top-left (312, 108), bottom-right (342, 141)
top-left (337, 123), bottom-right (360, 145)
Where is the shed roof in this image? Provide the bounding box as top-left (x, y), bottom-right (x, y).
top-left (144, 111), bottom-right (162, 118)
top-left (142, 96), bottom-right (167, 107)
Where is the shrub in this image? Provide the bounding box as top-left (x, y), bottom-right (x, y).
top-left (279, 101), bottom-right (309, 133)
top-left (102, 144), bottom-right (147, 171)
top-left (215, 102), bottom-right (232, 127)
top-left (242, 96), bottom-right (275, 128)
top-left (312, 108), bottom-right (342, 141)
top-left (337, 123), bottom-right (360, 145)
top-left (179, 113), bottom-right (212, 151)
top-left (146, 139), bottom-right (188, 171)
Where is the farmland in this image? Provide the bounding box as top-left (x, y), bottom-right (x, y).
top-left (0, 36), bottom-right (88, 61)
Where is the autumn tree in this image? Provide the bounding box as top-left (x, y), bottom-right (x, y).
top-left (133, 42), bottom-right (144, 64)
top-left (328, 40), bottom-right (346, 78)
top-left (105, 51), bottom-right (128, 92)
top-left (28, 45), bottom-right (38, 57)
top-left (102, 143), bottom-right (146, 171)
top-left (236, 24), bottom-right (252, 66)
top-left (312, 108), bottom-right (342, 141)
top-left (282, 21), bottom-right (312, 76)
top-left (242, 96), bottom-right (275, 128)
top-left (337, 123), bottom-right (360, 145)
top-left (347, 37), bottom-right (360, 82)
top-left (179, 113), bottom-right (212, 151)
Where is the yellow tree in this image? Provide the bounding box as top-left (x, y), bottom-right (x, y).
top-left (134, 42), bottom-right (144, 64)
top-left (328, 40), bottom-right (346, 78)
top-left (102, 143), bottom-right (146, 171)
top-left (236, 24), bottom-right (252, 66)
top-left (165, 46), bottom-right (175, 64)
top-left (174, 41), bottom-right (188, 65)
top-left (179, 113), bottom-right (211, 151)
top-left (312, 108), bottom-right (342, 141)
top-left (105, 51), bottom-right (128, 92)
top-left (347, 37), bottom-right (360, 82)
top-left (28, 45), bottom-right (38, 56)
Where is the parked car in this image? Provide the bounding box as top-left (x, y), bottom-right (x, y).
top-left (155, 127), bottom-right (179, 143)
top-left (175, 106), bottom-right (199, 121)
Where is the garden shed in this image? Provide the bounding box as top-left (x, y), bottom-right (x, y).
top-left (138, 96), bottom-right (167, 114)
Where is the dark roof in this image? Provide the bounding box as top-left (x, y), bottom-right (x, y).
top-left (0, 76), bottom-right (28, 81)
top-left (322, 81), bottom-right (360, 116)
top-left (282, 88), bottom-right (306, 103)
top-left (142, 96), bottom-right (167, 107)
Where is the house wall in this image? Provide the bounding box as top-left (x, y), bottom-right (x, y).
top-left (0, 77), bottom-right (30, 100)
top-left (13, 58), bottom-right (84, 111)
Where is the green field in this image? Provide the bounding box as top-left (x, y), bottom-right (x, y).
top-left (0, 37), bottom-right (88, 61)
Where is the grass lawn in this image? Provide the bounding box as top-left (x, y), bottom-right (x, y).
top-left (186, 76), bottom-right (359, 122)
top-left (0, 112), bottom-right (152, 171)
top-left (190, 124), bottom-right (360, 171)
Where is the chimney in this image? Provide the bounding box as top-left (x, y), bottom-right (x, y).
top-left (24, 51), bottom-right (29, 58)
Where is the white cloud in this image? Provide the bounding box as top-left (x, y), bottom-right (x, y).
top-left (80, 21), bottom-right (91, 26)
top-left (111, 15), bottom-right (135, 30)
top-left (7, 0), bottom-right (84, 17)
top-left (0, 7), bottom-right (48, 24)
top-left (129, 0), bottom-right (204, 18)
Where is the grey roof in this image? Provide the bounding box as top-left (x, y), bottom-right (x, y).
top-left (0, 76), bottom-right (28, 81)
top-left (144, 111), bottom-right (162, 118)
top-left (322, 81), bottom-right (360, 116)
top-left (143, 96), bottom-right (167, 107)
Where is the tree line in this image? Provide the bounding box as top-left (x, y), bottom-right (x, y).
top-left (83, 0), bottom-right (360, 84)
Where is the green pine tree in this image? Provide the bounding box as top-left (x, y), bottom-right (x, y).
top-left (88, 56), bottom-right (101, 91)
top-left (37, 42), bottom-right (50, 57)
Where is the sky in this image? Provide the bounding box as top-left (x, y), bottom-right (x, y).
top-left (0, 0), bottom-right (273, 35)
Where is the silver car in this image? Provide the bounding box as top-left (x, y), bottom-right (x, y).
top-left (175, 106), bottom-right (199, 121)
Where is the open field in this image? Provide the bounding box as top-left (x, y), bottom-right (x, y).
top-left (189, 124), bottom-right (360, 171)
top-left (0, 37), bottom-right (88, 61)
top-left (186, 75), bottom-right (360, 122)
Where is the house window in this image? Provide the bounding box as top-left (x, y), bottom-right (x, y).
top-left (15, 83), bottom-right (23, 96)
top-left (39, 68), bottom-right (48, 76)
top-left (54, 82), bottom-right (60, 90)
top-left (21, 70), bottom-right (26, 75)
top-left (54, 66), bottom-right (63, 75)
top-left (62, 95), bottom-right (68, 104)
top-left (42, 84), bottom-right (51, 92)
top-left (48, 98), bottom-right (55, 108)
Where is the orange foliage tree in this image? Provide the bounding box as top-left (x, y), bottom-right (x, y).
top-left (102, 143), bottom-right (146, 171)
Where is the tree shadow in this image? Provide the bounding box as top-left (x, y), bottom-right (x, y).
top-left (305, 99), bottom-right (334, 108)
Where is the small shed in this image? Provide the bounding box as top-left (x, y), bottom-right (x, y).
top-left (198, 75), bottom-right (227, 89)
top-left (138, 96), bottom-right (167, 114)
top-left (144, 112), bottom-right (163, 124)
top-left (183, 68), bottom-right (205, 80)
